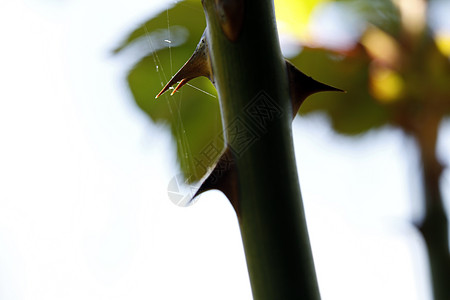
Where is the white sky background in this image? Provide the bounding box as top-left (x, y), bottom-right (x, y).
top-left (0, 0), bottom-right (449, 299)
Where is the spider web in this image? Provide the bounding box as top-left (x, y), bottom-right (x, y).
top-left (142, 0), bottom-right (220, 188)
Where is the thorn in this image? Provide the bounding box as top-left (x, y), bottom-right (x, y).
top-left (156, 30), bottom-right (213, 99)
top-left (191, 148), bottom-right (239, 215)
top-left (214, 0), bottom-right (245, 42)
top-left (286, 60), bottom-right (344, 117)
top-left (170, 78), bottom-right (189, 95)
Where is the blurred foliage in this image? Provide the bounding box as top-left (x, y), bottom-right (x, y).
top-left (293, 0), bottom-right (450, 139)
top-left (114, 0), bottom-right (450, 181)
top-left (274, 0), bottom-right (330, 39)
top-left (114, 0), bottom-right (221, 181)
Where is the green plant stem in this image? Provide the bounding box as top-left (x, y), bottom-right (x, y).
top-left (419, 161), bottom-right (450, 300)
top-left (415, 115), bottom-right (450, 300)
top-left (203, 1), bottom-right (320, 299)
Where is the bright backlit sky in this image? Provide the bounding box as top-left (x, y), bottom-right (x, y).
top-left (0, 0), bottom-right (449, 299)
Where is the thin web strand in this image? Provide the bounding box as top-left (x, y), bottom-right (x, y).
top-left (143, 19), bottom-right (195, 177)
top-left (186, 83), bottom-right (217, 98)
top-left (143, 25), bottom-right (168, 84)
top-left (166, 8), bottom-right (173, 74)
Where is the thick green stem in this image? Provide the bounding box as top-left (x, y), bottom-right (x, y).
top-left (415, 115), bottom-right (450, 300)
top-left (203, 1), bottom-right (320, 299)
top-left (419, 162), bottom-right (450, 300)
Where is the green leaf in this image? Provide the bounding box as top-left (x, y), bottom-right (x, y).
top-left (114, 0), bottom-right (222, 182)
top-left (291, 47), bottom-right (390, 135)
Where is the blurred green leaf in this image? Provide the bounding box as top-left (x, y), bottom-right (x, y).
top-left (292, 46), bottom-right (390, 135)
top-left (114, 0), bottom-right (222, 182)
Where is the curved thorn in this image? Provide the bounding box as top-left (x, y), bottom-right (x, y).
top-left (156, 76), bottom-right (179, 98)
top-left (191, 148), bottom-right (239, 215)
top-left (286, 60), bottom-right (344, 117)
top-left (171, 78), bottom-right (189, 95)
top-left (156, 30), bottom-right (213, 99)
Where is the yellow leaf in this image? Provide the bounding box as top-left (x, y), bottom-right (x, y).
top-left (274, 0), bottom-right (328, 41)
top-left (370, 66), bottom-right (404, 103)
top-left (435, 32), bottom-right (450, 57)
